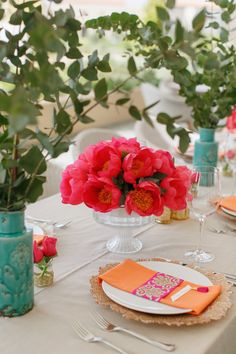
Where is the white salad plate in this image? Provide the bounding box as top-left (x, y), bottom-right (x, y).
top-left (102, 261), bottom-right (212, 315)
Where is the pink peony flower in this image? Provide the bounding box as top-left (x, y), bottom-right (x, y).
top-left (123, 148), bottom-right (155, 184)
top-left (153, 150), bottom-right (175, 176)
top-left (60, 163), bottom-right (87, 205)
top-left (161, 174), bottom-right (189, 211)
top-left (83, 176), bottom-right (121, 212)
top-left (125, 181), bottom-right (163, 216)
top-left (81, 143), bottom-right (121, 178)
top-left (227, 108), bottom-right (236, 131)
top-left (111, 137), bottom-right (140, 155)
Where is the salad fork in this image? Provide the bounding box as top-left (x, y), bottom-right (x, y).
top-left (72, 320), bottom-right (129, 354)
top-left (91, 312), bottom-right (175, 352)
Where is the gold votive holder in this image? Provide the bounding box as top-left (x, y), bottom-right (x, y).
top-left (171, 208), bottom-right (189, 221)
top-left (155, 207), bottom-right (172, 224)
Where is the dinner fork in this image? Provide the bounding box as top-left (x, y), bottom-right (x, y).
top-left (91, 312), bottom-right (176, 352)
top-left (72, 320), bottom-right (129, 354)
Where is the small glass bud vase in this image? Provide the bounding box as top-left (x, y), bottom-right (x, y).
top-left (34, 263), bottom-right (54, 287)
top-left (155, 207), bottom-right (171, 224)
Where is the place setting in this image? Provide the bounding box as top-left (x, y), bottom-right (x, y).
top-left (57, 137), bottom-right (235, 352)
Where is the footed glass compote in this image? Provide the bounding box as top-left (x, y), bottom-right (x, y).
top-left (94, 207), bottom-right (153, 254)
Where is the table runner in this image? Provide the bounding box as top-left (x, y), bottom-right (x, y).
top-left (0, 190), bottom-right (236, 354)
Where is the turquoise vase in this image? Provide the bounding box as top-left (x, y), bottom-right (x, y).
top-left (193, 128), bottom-right (218, 167)
top-left (0, 210), bottom-right (34, 317)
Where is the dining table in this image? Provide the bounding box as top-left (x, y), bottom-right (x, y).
top-left (1, 174), bottom-right (236, 354)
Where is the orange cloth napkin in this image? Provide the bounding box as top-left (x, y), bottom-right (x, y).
top-left (99, 259), bottom-right (221, 315)
top-left (218, 196), bottom-right (236, 212)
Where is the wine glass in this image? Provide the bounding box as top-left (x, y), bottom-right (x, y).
top-left (224, 131), bottom-right (236, 194)
top-left (185, 166), bottom-right (220, 263)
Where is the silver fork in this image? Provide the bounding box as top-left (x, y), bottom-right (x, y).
top-left (72, 320), bottom-right (129, 354)
top-left (91, 312), bottom-right (175, 352)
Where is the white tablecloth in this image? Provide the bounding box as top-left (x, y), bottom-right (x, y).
top-left (1, 191), bottom-right (236, 354)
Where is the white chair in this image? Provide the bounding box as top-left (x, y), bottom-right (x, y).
top-left (71, 128), bottom-right (121, 160)
top-left (135, 119), bottom-right (179, 151)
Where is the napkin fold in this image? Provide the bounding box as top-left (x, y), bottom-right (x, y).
top-left (99, 259), bottom-right (221, 315)
top-left (218, 196), bottom-right (236, 212)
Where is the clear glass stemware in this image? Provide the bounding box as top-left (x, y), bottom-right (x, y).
top-left (185, 166), bottom-right (220, 263)
top-left (224, 131), bottom-right (236, 194)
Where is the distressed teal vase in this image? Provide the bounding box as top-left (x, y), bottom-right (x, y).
top-left (193, 128), bottom-right (218, 167)
top-left (0, 211), bottom-right (34, 317)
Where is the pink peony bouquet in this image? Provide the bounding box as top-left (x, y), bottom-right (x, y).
top-left (60, 137), bottom-right (191, 217)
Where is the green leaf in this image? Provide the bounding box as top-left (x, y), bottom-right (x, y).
top-left (19, 146), bottom-right (46, 175)
top-left (78, 115), bottom-right (95, 124)
top-left (36, 132), bottom-right (53, 154)
top-left (165, 52), bottom-right (188, 70)
top-left (88, 50), bottom-right (99, 67)
top-left (142, 111), bottom-right (154, 127)
top-left (221, 11), bottom-right (230, 23)
top-left (25, 176), bottom-right (46, 203)
top-left (116, 98), bottom-right (130, 105)
top-left (220, 27), bottom-right (229, 42)
top-left (66, 47), bottom-right (82, 59)
top-left (81, 67), bottom-right (98, 81)
top-left (129, 105), bottom-right (142, 120)
top-left (52, 142), bottom-right (70, 158)
top-left (166, 0), bottom-right (175, 8)
top-left (192, 9), bottom-right (205, 32)
top-left (175, 20), bottom-right (184, 43)
top-left (9, 10), bottom-right (23, 25)
top-left (178, 132), bottom-right (191, 153)
top-left (127, 56), bottom-right (137, 76)
top-left (55, 109), bottom-right (72, 134)
top-left (67, 61), bottom-right (80, 79)
top-left (218, 0), bottom-right (229, 8)
top-left (0, 9), bottom-right (4, 21)
top-left (156, 7), bottom-right (170, 21)
top-left (94, 78), bottom-right (108, 101)
top-left (97, 60), bottom-right (111, 72)
top-left (207, 21), bottom-right (219, 29)
top-left (157, 112), bottom-right (172, 124)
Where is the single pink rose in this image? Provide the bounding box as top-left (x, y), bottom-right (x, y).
top-left (227, 108), bottom-right (236, 131)
top-left (161, 176), bottom-right (188, 211)
top-left (83, 176), bottom-right (121, 212)
top-left (111, 137), bottom-right (140, 155)
top-left (123, 148), bottom-right (155, 184)
top-left (33, 241), bottom-right (44, 263)
top-left (226, 149), bottom-right (236, 160)
top-left (153, 150), bottom-right (175, 176)
top-left (125, 181), bottom-right (164, 216)
top-left (42, 236), bottom-right (57, 257)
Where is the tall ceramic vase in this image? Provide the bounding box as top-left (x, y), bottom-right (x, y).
top-left (193, 128), bottom-right (218, 168)
top-left (0, 210), bottom-right (34, 317)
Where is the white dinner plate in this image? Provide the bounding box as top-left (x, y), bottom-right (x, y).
top-left (221, 207), bottom-right (236, 218)
top-left (102, 261), bottom-right (212, 315)
top-left (26, 222), bottom-right (44, 235)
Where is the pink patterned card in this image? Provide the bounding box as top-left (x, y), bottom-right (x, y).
top-left (132, 272), bottom-right (183, 302)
